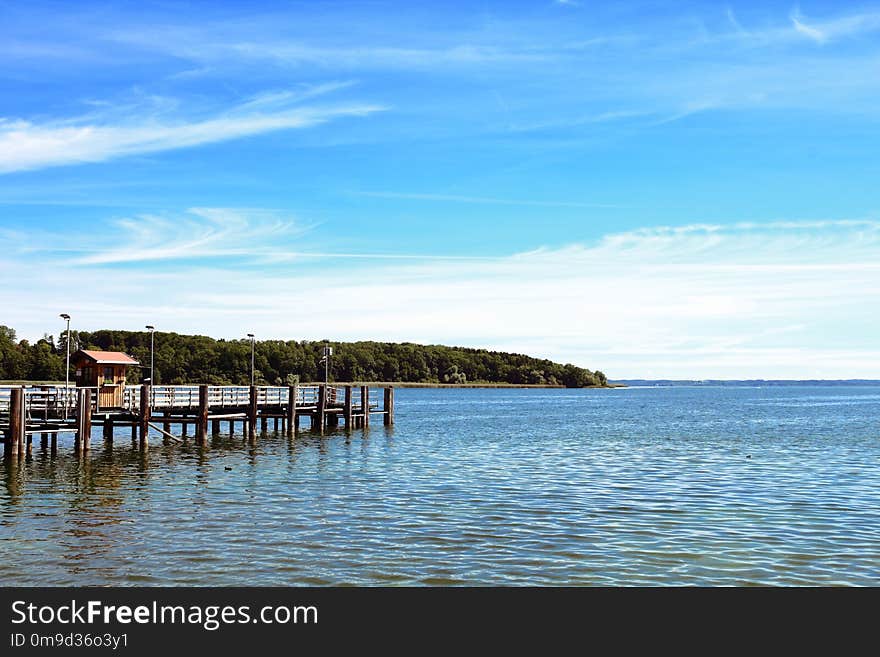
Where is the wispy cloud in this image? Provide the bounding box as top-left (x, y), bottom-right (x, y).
top-left (352, 191), bottom-right (624, 209)
top-left (791, 9), bottom-right (828, 44)
top-left (2, 217), bottom-right (878, 378)
top-left (0, 94), bottom-right (385, 174)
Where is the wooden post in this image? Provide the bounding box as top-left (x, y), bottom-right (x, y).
top-left (289, 384), bottom-right (300, 432)
top-left (196, 384), bottom-right (209, 445)
top-left (163, 412), bottom-right (171, 434)
top-left (384, 386), bottom-right (394, 426)
top-left (361, 385), bottom-right (370, 428)
top-left (7, 388), bottom-right (23, 458)
top-left (131, 424), bottom-right (137, 443)
top-left (81, 389), bottom-right (92, 452)
top-left (261, 415), bottom-right (268, 432)
top-left (51, 432), bottom-right (57, 455)
top-left (139, 384), bottom-right (151, 448)
top-left (212, 419), bottom-right (221, 435)
top-left (248, 386), bottom-right (258, 438)
top-left (316, 384), bottom-right (326, 433)
top-left (41, 432), bottom-right (49, 449)
top-left (103, 417), bottom-right (114, 442)
top-left (229, 420), bottom-right (235, 434)
top-left (344, 386), bottom-right (353, 428)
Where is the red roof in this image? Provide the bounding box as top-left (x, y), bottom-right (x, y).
top-left (75, 350), bottom-right (140, 365)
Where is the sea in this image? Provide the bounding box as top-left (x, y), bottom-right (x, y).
top-left (1, 385), bottom-right (878, 585)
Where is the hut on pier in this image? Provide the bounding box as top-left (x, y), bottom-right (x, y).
top-left (72, 350), bottom-right (140, 409)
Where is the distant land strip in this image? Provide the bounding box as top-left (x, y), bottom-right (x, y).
top-left (0, 326), bottom-right (608, 388)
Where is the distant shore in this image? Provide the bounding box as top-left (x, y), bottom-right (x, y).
top-left (0, 379), bottom-right (620, 389)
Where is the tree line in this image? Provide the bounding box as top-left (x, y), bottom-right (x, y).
top-left (0, 326), bottom-right (607, 388)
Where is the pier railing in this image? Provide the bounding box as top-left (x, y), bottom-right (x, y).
top-left (1, 384), bottom-right (357, 415)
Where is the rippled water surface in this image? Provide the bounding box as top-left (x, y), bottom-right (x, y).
top-left (2, 386), bottom-right (879, 585)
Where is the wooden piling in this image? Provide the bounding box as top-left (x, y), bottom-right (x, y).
top-left (8, 388), bottom-right (24, 458)
top-left (384, 386), bottom-right (395, 426)
top-left (41, 432), bottom-right (49, 449)
top-left (361, 385), bottom-right (370, 428)
top-left (196, 384), bottom-right (209, 445)
top-left (288, 384), bottom-right (299, 433)
top-left (139, 384), bottom-right (151, 448)
top-left (248, 386), bottom-right (258, 438)
top-left (315, 384), bottom-right (327, 433)
top-left (344, 386), bottom-right (353, 428)
top-left (103, 416), bottom-right (114, 442)
top-left (261, 415), bottom-right (268, 432)
top-left (76, 388), bottom-right (92, 453)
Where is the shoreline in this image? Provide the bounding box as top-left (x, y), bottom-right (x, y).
top-left (0, 379), bottom-right (619, 389)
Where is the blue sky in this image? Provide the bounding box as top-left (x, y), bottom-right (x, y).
top-left (1, 0), bottom-right (879, 378)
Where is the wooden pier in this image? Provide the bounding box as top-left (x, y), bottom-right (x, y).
top-left (1, 383), bottom-right (394, 459)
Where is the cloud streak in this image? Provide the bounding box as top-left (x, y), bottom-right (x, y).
top-left (0, 96), bottom-right (385, 174)
top-left (1, 215), bottom-right (878, 379)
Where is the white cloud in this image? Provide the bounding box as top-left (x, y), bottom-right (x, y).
top-left (791, 10), bottom-right (827, 44)
top-left (0, 96), bottom-right (385, 174)
top-left (1, 216), bottom-right (878, 379)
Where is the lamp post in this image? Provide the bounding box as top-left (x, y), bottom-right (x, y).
top-left (145, 326), bottom-right (155, 385)
top-left (321, 345), bottom-right (332, 385)
top-left (145, 325), bottom-right (155, 410)
top-left (247, 334), bottom-right (255, 386)
top-left (59, 313), bottom-right (71, 420)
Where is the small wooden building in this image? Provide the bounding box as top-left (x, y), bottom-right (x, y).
top-left (72, 350), bottom-right (140, 409)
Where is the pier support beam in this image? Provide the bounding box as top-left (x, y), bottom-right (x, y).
top-left (384, 387), bottom-right (394, 426)
top-left (316, 385), bottom-right (327, 433)
top-left (212, 419), bottom-right (221, 435)
top-left (138, 385), bottom-right (151, 448)
top-left (6, 388), bottom-right (24, 458)
top-left (361, 385), bottom-right (370, 429)
top-left (344, 386), bottom-right (353, 429)
top-left (196, 384), bottom-right (209, 445)
top-left (286, 384), bottom-right (297, 436)
top-left (248, 386), bottom-right (258, 439)
top-left (76, 388), bottom-right (92, 453)
top-left (103, 416), bottom-right (114, 442)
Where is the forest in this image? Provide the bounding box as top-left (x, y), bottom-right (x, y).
top-left (0, 326), bottom-right (607, 388)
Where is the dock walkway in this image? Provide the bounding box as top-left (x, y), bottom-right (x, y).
top-left (1, 383), bottom-right (394, 458)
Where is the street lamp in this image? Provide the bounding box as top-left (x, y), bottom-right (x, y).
top-left (321, 345), bottom-right (332, 385)
top-left (247, 334), bottom-right (255, 386)
top-left (59, 313), bottom-right (71, 420)
top-left (145, 326), bottom-right (155, 386)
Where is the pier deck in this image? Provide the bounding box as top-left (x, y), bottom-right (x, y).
top-left (1, 383), bottom-right (394, 458)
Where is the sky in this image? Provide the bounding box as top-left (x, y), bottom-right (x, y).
top-left (1, 0), bottom-right (879, 379)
